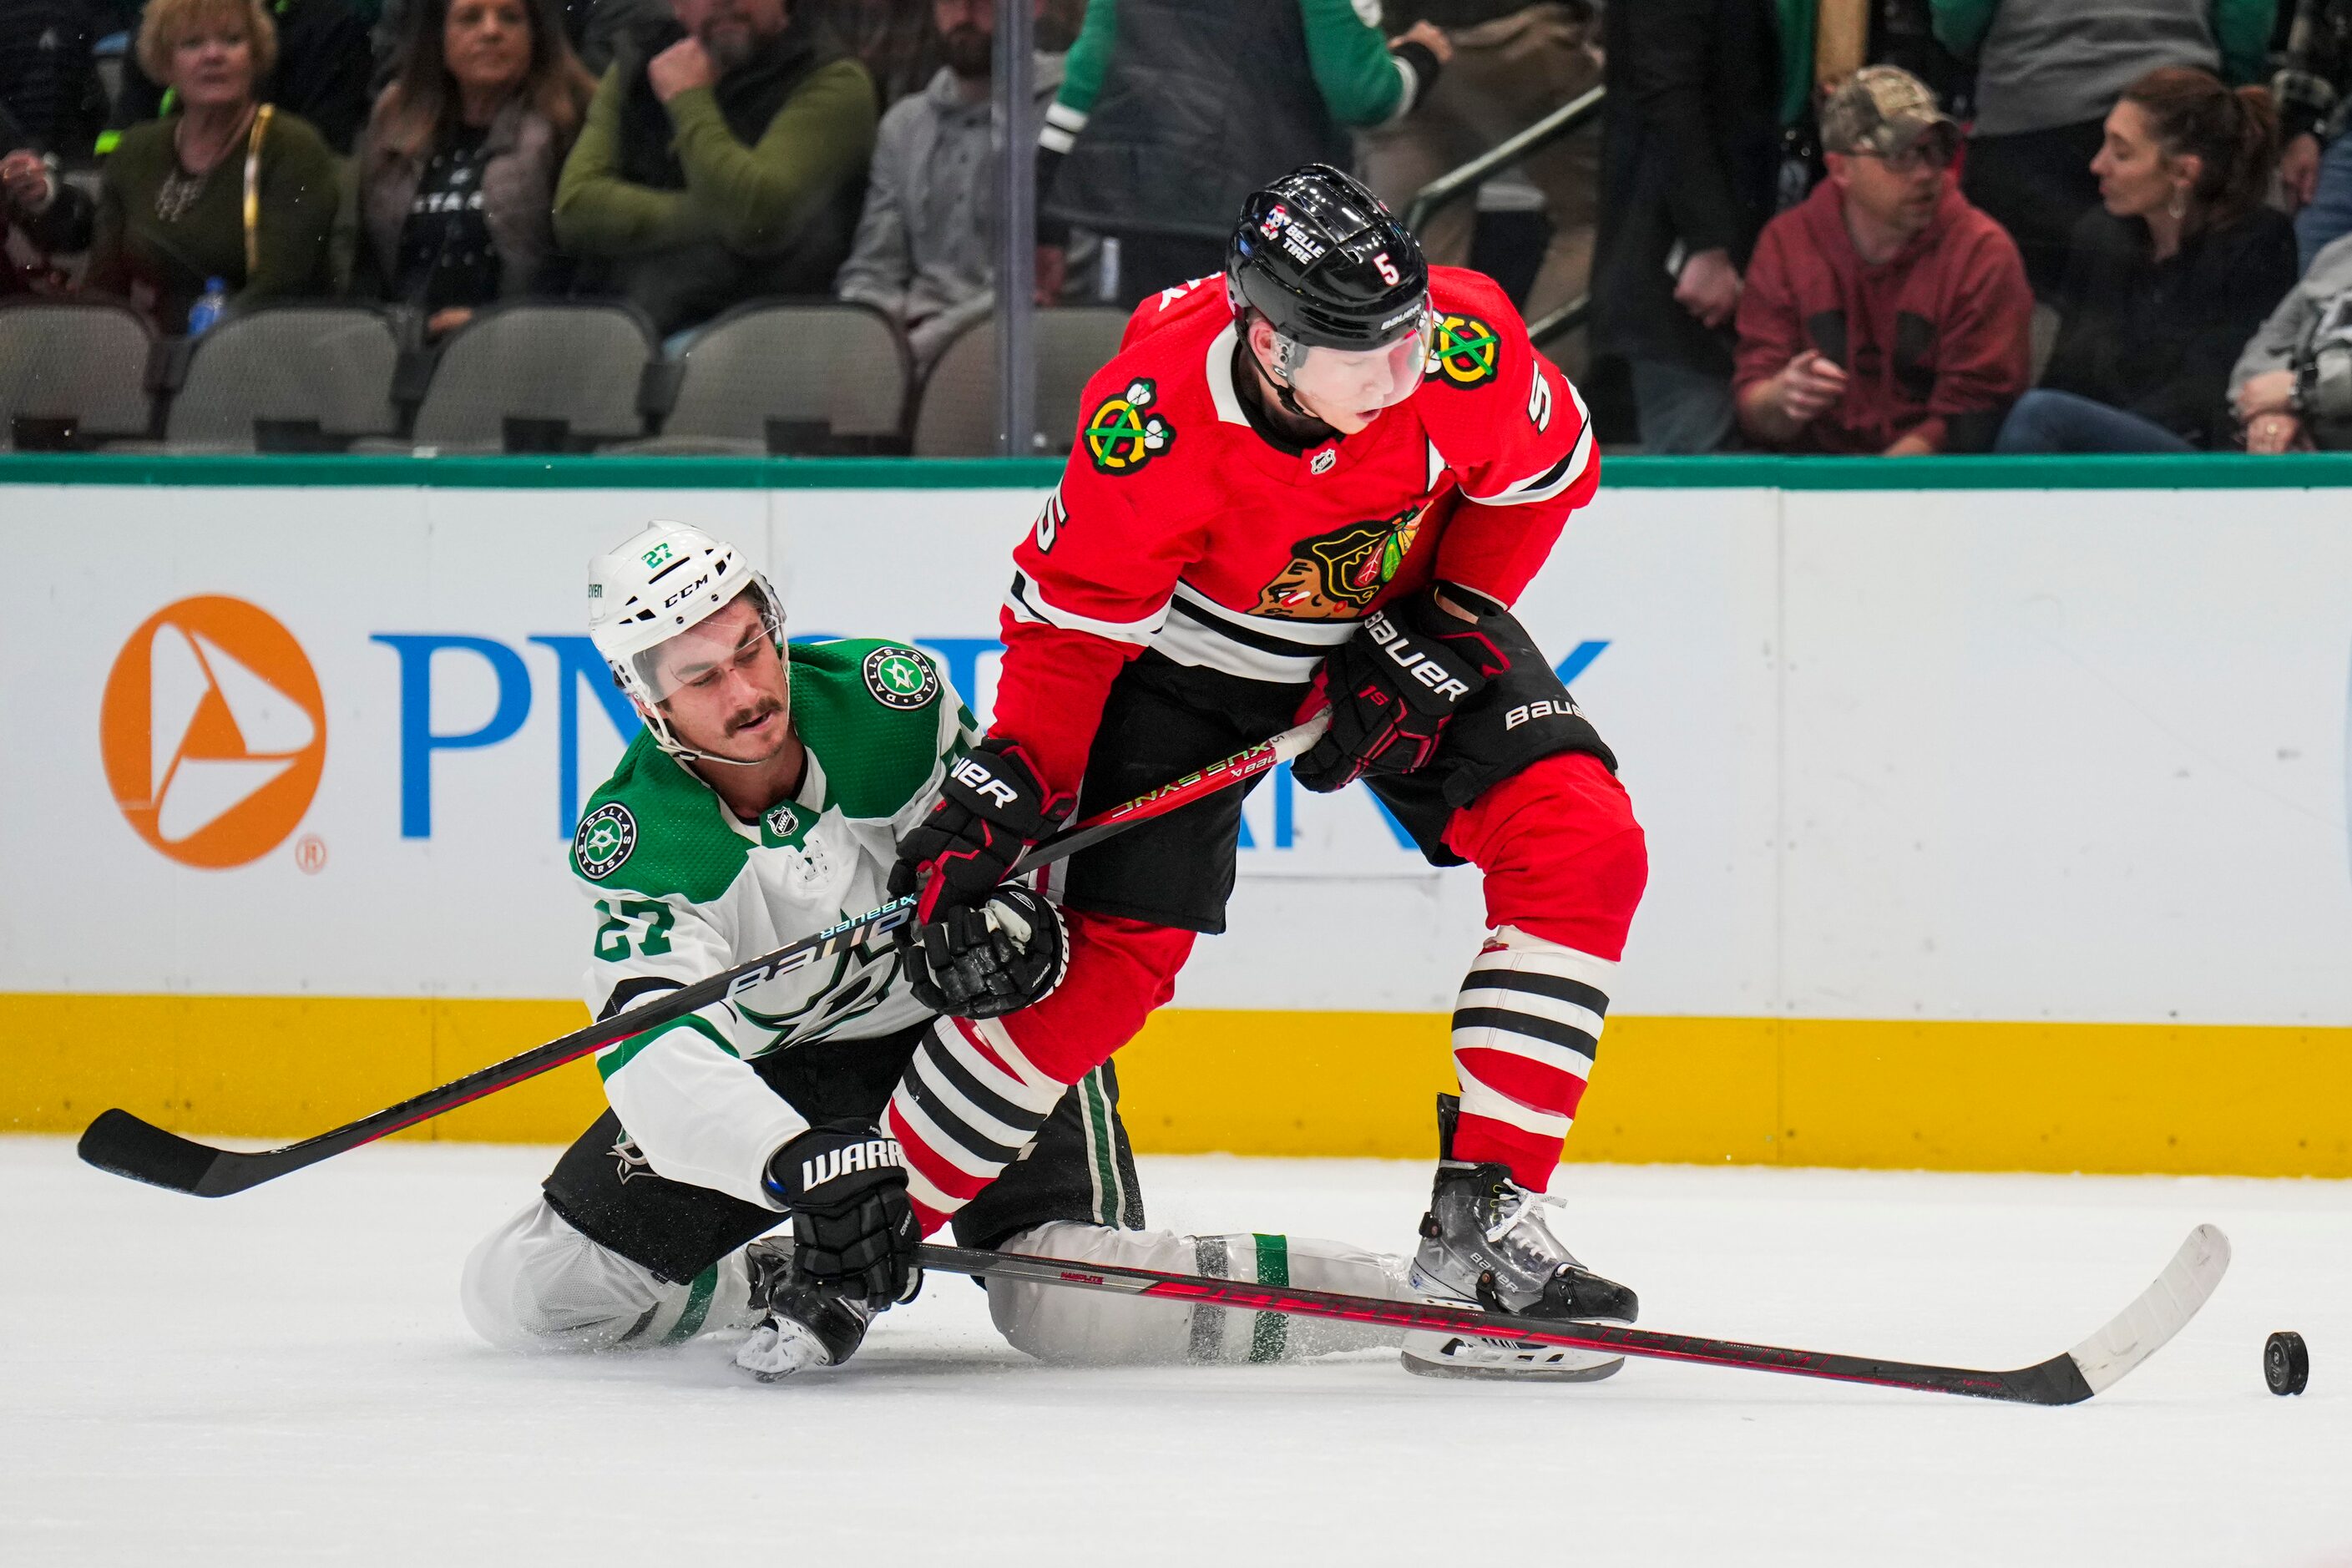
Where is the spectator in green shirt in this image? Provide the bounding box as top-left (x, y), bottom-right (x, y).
top-left (552, 0), bottom-right (877, 335)
top-left (83, 0), bottom-right (341, 331)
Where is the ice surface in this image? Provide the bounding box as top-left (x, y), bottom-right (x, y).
top-left (3, 1138), bottom-right (2346, 1566)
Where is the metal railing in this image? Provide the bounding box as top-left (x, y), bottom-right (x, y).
top-left (1402, 83), bottom-right (1605, 352)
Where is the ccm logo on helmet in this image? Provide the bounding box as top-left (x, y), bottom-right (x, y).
top-left (950, 756), bottom-right (1020, 811)
top-left (661, 571), bottom-right (714, 610)
top-left (1366, 611), bottom-right (1469, 703)
top-left (799, 1137), bottom-right (903, 1192)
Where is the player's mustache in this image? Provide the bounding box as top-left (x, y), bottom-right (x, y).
top-left (726, 698), bottom-right (783, 734)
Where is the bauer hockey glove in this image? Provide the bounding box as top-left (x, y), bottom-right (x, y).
top-left (764, 1121), bottom-right (923, 1308)
top-left (902, 884), bottom-right (1070, 1020)
top-left (888, 738), bottom-right (1071, 921)
top-left (1292, 585), bottom-right (1511, 793)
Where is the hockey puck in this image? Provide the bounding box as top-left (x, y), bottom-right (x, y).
top-left (2263, 1331), bottom-right (2309, 1396)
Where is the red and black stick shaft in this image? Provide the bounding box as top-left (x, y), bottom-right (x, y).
top-left (920, 1244), bottom-right (2104, 1405)
top-left (76, 716), bottom-right (1328, 1199)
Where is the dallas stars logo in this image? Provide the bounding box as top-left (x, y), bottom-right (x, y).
top-left (862, 645), bottom-right (938, 710)
top-left (573, 802), bottom-right (637, 879)
top-left (609, 1133), bottom-right (653, 1184)
top-left (1084, 378), bottom-right (1176, 475)
top-left (1426, 314), bottom-right (1501, 387)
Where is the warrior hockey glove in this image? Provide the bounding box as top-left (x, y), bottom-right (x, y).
top-left (1292, 585), bottom-right (1512, 793)
top-left (763, 1121), bottom-right (923, 1308)
top-left (902, 883), bottom-right (1070, 1020)
top-left (889, 738), bottom-right (1071, 923)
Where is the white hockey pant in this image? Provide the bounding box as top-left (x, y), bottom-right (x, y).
top-left (985, 1222), bottom-right (1412, 1365)
top-left (461, 1200), bottom-right (1409, 1363)
top-left (460, 1198), bottom-right (765, 1352)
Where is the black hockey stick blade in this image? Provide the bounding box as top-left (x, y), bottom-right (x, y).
top-left (77, 717), bottom-right (1329, 1198)
top-left (78, 1108), bottom-right (234, 1196)
top-left (918, 1222), bottom-right (2229, 1404)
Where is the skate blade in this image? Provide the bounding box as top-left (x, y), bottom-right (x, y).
top-left (1401, 1346), bottom-right (1626, 1383)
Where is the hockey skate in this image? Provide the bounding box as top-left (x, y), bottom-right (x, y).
top-left (733, 1237), bottom-right (877, 1383)
top-left (1401, 1095), bottom-right (1638, 1382)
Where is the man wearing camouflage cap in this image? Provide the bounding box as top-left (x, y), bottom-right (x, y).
top-left (1732, 66), bottom-right (2034, 454)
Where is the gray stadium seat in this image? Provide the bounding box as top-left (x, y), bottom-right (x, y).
top-left (628, 300), bottom-right (911, 454)
top-left (410, 302), bottom-right (656, 453)
top-left (0, 300), bottom-right (156, 448)
top-left (912, 307), bottom-right (1130, 457)
top-left (2030, 301), bottom-right (2061, 383)
top-left (163, 305), bottom-right (404, 451)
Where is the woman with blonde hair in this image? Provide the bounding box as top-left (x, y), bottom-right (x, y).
top-left (353, 0), bottom-right (597, 337)
top-left (82, 0), bottom-right (341, 332)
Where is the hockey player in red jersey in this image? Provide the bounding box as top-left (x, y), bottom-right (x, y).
top-left (872, 164), bottom-right (1647, 1378)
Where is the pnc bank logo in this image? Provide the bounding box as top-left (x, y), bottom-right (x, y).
top-left (99, 597), bottom-right (327, 869)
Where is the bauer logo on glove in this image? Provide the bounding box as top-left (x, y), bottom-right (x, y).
top-left (889, 737), bottom-right (1073, 923)
top-left (1292, 585), bottom-right (1513, 793)
top-left (948, 756), bottom-right (1023, 812)
top-left (1368, 610), bottom-right (1474, 703)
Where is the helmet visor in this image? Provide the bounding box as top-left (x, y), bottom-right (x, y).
top-left (628, 579), bottom-right (789, 708)
top-left (1285, 308), bottom-right (1433, 417)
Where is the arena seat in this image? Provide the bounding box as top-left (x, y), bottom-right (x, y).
top-left (0, 300), bottom-right (158, 449)
top-left (162, 304), bottom-right (406, 452)
top-left (622, 299), bottom-right (912, 455)
top-left (409, 302), bottom-right (658, 453)
top-left (911, 307), bottom-right (1130, 458)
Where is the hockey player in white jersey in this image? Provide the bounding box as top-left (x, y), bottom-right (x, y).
top-left (461, 522), bottom-right (1414, 1379)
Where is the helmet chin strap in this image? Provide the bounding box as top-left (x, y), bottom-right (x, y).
top-left (1264, 331), bottom-right (1318, 420)
top-left (638, 701), bottom-right (792, 770)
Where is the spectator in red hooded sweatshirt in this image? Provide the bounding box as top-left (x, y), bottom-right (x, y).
top-left (1734, 66), bottom-right (2033, 454)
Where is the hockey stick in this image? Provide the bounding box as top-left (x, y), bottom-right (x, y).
top-left (918, 1223), bottom-right (2231, 1405)
top-left (77, 714), bottom-right (1331, 1198)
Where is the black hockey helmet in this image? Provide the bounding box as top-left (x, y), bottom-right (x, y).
top-left (1227, 164), bottom-right (1430, 352)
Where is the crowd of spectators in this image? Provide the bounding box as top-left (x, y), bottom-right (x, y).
top-left (8, 0), bottom-right (2352, 457)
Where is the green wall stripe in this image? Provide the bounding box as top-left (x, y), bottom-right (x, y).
top-left (6, 451), bottom-right (2352, 491)
top-left (1248, 1233), bottom-right (1290, 1363)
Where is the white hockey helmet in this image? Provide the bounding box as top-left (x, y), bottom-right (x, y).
top-left (588, 521), bottom-right (787, 760)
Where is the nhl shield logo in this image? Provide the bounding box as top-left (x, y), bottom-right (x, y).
top-left (573, 802), bottom-right (638, 879)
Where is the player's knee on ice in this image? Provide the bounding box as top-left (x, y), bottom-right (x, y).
top-left (461, 1199), bottom-right (757, 1352)
top-left (986, 1222), bottom-right (1412, 1364)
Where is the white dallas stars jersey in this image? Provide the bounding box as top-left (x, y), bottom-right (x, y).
top-left (569, 639), bottom-right (975, 1207)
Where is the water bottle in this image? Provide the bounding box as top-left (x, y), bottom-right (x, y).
top-left (188, 278), bottom-right (228, 337)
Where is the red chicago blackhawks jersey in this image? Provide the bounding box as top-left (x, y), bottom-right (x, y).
top-left (994, 265), bottom-right (1599, 797)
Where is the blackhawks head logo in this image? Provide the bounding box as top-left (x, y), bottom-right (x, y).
top-left (1425, 314), bottom-right (1501, 388)
top-left (1084, 378), bottom-right (1176, 475)
top-left (1252, 506), bottom-right (1427, 620)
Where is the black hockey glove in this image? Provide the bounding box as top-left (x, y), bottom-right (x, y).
top-left (902, 884), bottom-right (1070, 1020)
top-left (1292, 586), bottom-right (1513, 794)
top-left (888, 738), bottom-right (1071, 922)
top-left (762, 1120), bottom-right (922, 1308)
